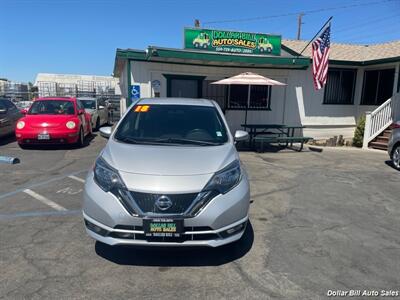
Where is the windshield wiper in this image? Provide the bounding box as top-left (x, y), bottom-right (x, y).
top-left (116, 137), bottom-right (171, 145)
top-left (150, 138), bottom-right (223, 146)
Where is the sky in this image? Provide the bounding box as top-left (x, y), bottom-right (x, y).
top-left (1, 0), bottom-right (399, 83)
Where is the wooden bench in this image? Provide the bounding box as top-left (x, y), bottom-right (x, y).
top-left (254, 136), bottom-right (313, 152)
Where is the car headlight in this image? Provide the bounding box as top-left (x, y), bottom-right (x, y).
top-left (93, 157), bottom-right (137, 215)
top-left (66, 121), bottom-right (76, 129)
top-left (94, 157), bottom-right (126, 192)
top-left (16, 121), bottom-right (25, 129)
top-left (203, 160), bottom-right (242, 194)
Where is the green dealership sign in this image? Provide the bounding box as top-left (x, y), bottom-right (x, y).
top-left (184, 28), bottom-right (281, 56)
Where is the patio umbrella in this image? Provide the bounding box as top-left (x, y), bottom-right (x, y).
top-left (211, 72), bottom-right (286, 125)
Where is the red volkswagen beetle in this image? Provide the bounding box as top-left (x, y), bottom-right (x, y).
top-left (15, 97), bottom-right (92, 148)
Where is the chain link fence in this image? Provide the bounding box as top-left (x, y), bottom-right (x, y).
top-left (0, 81), bottom-right (122, 123)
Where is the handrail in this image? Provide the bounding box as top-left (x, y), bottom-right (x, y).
top-left (362, 94), bottom-right (398, 149)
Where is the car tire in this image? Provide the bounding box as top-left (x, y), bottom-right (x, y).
top-left (76, 127), bottom-right (84, 148)
top-left (392, 145), bottom-right (400, 170)
top-left (18, 143), bottom-right (28, 149)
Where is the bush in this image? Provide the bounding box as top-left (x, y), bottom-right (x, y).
top-left (353, 115), bottom-right (366, 147)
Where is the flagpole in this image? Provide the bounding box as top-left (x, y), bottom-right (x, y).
top-left (293, 16), bottom-right (333, 61)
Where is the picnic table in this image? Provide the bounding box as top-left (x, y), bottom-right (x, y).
top-left (241, 124), bottom-right (312, 152)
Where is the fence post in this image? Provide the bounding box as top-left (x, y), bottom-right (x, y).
top-left (363, 111), bottom-right (372, 150)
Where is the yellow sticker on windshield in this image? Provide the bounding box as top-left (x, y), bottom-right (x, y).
top-left (134, 105), bottom-right (150, 112)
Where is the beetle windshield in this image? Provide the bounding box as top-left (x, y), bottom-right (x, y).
top-left (114, 104), bottom-right (228, 146)
top-left (29, 100), bottom-right (75, 115)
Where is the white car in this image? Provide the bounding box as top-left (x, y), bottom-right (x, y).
top-left (78, 97), bottom-right (109, 131)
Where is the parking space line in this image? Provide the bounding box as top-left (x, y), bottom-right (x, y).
top-left (0, 209), bottom-right (80, 220)
top-left (23, 189), bottom-right (67, 211)
top-left (68, 175), bottom-right (85, 183)
top-left (0, 169), bottom-right (88, 201)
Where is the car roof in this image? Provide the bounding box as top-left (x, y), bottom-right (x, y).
top-left (36, 97), bottom-right (76, 101)
top-left (137, 98), bottom-right (215, 107)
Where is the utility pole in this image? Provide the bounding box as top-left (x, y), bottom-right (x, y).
top-left (297, 13), bottom-right (304, 40)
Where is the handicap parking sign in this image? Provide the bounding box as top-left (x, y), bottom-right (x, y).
top-left (131, 85), bottom-right (141, 99)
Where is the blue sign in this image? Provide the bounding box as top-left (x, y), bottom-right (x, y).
top-left (131, 85), bottom-right (141, 99)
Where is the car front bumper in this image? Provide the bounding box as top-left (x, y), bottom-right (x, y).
top-left (16, 128), bottom-right (80, 144)
top-left (82, 171), bottom-right (250, 247)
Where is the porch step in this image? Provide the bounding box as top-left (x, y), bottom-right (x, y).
top-left (369, 141), bottom-right (388, 150)
top-left (368, 123), bottom-right (393, 151)
top-left (383, 130), bottom-right (392, 137)
top-left (376, 136), bottom-right (389, 143)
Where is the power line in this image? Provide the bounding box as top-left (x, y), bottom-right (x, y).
top-left (203, 0), bottom-right (399, 25)
top-left (335, 13), bottom-right (400, 33)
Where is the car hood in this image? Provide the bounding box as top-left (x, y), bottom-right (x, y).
top-left (101, 138), bottom-right (237, 176)
top-left (23, 114), bottom-right (75, 128)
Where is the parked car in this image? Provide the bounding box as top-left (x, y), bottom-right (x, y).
top-left (15, 100), bottom-right (33, 113)
top-left (83, 98), bottom-right (250, 247)
top-left (15, 97), bottom-right (92, 147)
top-left (78, 97), bottom-right (109, 131)
top-left (388, 121), bottom-right (400, 170)
top-left (0, 98), bottom-right (22, 138)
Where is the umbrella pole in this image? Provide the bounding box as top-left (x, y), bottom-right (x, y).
top-left (245, 84), bottom-right (251, 126)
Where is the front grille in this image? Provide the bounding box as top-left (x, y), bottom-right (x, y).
top-left (113, 224), bottom-right (213, 232)
top-left (108, 231), bottom-right (220, 242)
top-left (129, 191), bottom-right (199, 215)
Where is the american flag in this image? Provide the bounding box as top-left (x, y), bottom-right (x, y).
top-left (312, 23), bottom-right (331, 90)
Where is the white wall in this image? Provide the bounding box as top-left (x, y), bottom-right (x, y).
top-left (121, 60), bottom-right (400, 140)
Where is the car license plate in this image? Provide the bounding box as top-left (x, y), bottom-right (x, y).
top-left (37, 133), bottom-right (50, 140)
top-left (143, 218), bottom-right (183, 238)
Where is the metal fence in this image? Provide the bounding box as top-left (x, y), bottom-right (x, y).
top-left (0, 90), bottom-right (122, 123)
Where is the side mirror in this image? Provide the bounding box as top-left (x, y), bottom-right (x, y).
top-left (20, 108), bottom-right (28, 115)
top-left (98, 105), bottom-right (105, 110)
top-left (234, 130), bottom-right (249, 142)
top-left (78, 109), bottom-right (85, 115)
top-left (99, 126), bottom-right (112, 139)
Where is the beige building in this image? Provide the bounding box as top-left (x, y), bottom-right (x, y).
top-left (113, 31), bottom-right (400, 147)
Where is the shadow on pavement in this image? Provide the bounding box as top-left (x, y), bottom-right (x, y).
top-left (385, 160), bottom-right (399, 171)
top-left (0, 135), bottom-right (16, 146)
top-left (95, 221), bottom-right (254, 267)
top-left (18, 133), bottom-right (97, 150)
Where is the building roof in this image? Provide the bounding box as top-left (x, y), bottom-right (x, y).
top-left (282, 39), bottom-right (400, 64)
top-left (114, 39), bottom-right (400, 77)
top-left (114, 46), bottom-right (310, 77)
top-left (35, 73), bottom-right (119, 86)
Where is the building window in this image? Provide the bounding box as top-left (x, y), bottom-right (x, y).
top-left (323, 68), bottom-right (356, 104)
top-left (361, 68), bottom-right (395, 105)
top-left (202, 80), bottom-right (227, 111)
top-left (228, 85), bottom-right (271, 110)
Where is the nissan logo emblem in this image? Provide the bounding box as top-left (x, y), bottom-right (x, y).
top-left (155, 195), bottom-right (173, 211)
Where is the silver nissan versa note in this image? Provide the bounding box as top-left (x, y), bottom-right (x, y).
top-left (83, 98), bottom-right (250, 247)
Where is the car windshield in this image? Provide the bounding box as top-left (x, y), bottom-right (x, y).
top-left (114, 104), bottom-right (228, 146)
top-left (28, 100), bottom-right (75, 115)
top-left (80, 100), bottom-right (96, 110)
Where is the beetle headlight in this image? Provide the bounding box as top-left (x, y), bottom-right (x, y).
top-left (203, 160), bottom-right (242, 194)
top-left (66, 121), bottom-right (76, 129)
top-left (16, 121), bottom-right (25, 129)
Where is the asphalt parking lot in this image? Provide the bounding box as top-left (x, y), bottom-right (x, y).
top-left (0, 136), bottom-right (399, 299)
